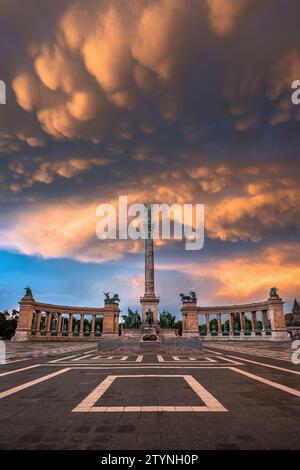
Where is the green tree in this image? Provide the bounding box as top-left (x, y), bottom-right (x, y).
top-left (0, 310), bottom-right (19, 339)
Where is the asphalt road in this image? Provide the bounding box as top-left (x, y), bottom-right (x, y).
top-left (0, 342), bottom-right (299, 450)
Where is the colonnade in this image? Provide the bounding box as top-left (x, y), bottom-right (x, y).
top-left (200, 309), bottom-right (270, 337)
top-left (13, 295), bottom-right (120, 341)
top-left (181, 293), bottom-right (290, 341)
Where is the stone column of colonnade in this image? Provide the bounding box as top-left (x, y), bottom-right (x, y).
top-left (91, 315), bottom-right (96, 337)
top-left (205, 313), bottom-right (211, 337)
top-left (79, 313), bottom-right (84, 337)
top-left (68, 314), bottom-right (73, 335)
top-left (57, 313), bottom-right (62, 336)
top-left (35, 310), bottom-right (42, 336)
top-left (261, 309), bottom-right (268, 336)
top-left (240, 312), bottom-right (245, 336)
top-left (251, 311), bottom-right (257, 336)
top-left (217, 313), bottom-right (222, 336)
top-left (229, 313), bottom-right (234, 336)
top-left (46, 312), bottom-right (51, 335)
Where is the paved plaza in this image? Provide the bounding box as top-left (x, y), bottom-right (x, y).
top-left (0, 341), bottom-right (299, 450)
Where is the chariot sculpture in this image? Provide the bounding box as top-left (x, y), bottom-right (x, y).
top-left (180, 289), bottom-right (197, 303)
top-left (103, 292), bottom-right (120, 304)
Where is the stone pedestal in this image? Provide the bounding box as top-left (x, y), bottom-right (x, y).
top-left (181, 302), bottom-right (199, 338)
top-left (12, 295), bottom-right (35, 342)
top-left (102, 303), bottom-right (120, 338)
top-left (140, 295), bottom-right (160, 324)
top-left (268, 295), bottom-right (290, 341)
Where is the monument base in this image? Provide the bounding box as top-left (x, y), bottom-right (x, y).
top-left (12, 329), bottom-right (32, 342)
top-left (160, 328), bottom-right (178, 339)
top-left (139, 340), bottom-right (161, 352)
top-left (269, 329), bottom-right (291, 341)
top-left (140, 295), bottom-right (160, 324)
top-left (182, 330), bottom-right (200, 338)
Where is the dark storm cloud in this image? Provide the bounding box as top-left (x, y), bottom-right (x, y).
top-left (0, 0), bottom-right (299, 307)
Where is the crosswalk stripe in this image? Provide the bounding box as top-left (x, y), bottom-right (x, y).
top-left (49, 355), bottom-right (77, 363)
top-left (0, 364), bottom-right (40, 377)
top-left (230, 367), bottom-right (300, 397)
top-left (228, 355), bottom-right (300, 375)
top-left (205, 357), bottom-right (217, 362)
top-left (136, 356), bottom-right (143, 362)
top-left (72, 354), bottom-right (93, 361)
top-left (0, 368), bottom-right (71, 400)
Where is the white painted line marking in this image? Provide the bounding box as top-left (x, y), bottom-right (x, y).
top-left (136, 356), bottom-right (143, 362)
top-left (107, 356), bottom-right (114, 360)
top-left (205, 357), bottom-right (217, 363)
top-left (157, 355), bottom-right (164, 362)
top-left (72, 374), bottom-right (227, 413)
top-left (2, 358), bottom-right (31, 365)
top-left (189, 357), bottom-right (196, 361)
top-left (0, 364), bottom-right (40, 377)
top-left (0, 368), bottom-right (71, 400)
top-left (172, 356), bottom-right (180, 361)
top-left (228, 355), bottom-right (300, 376)
top-left (217, 356), bottom-right (243, 365)
top-left (230, 367), bottom-right (300, 398)
top-left (68, 365), bottom-right (233, 370)
top-left (205, 347), bottom-right (291, 362)
top-left (204, 348), bottom-right (222, 355)
top-left (49, 355), bottom-right (77, 363)
top-left (121, 356), bottom-right (128, 361)
top-left (91, 355), bottom-right (102, 360)
top-left (72, 354), bottom-right (93, 361)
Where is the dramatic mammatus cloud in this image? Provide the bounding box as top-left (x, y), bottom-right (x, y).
top-left (205, 0), bottom-right (256, 37)
top-left (157, 242), bottom-right (300, 305)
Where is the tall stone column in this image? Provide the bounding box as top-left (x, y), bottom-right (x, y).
top-left (12, 290), bottom-right (36, 342)
top-left (140, 204), bottom-right (159, 324)
top-left (268, 292), bottom-right (289, 341)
